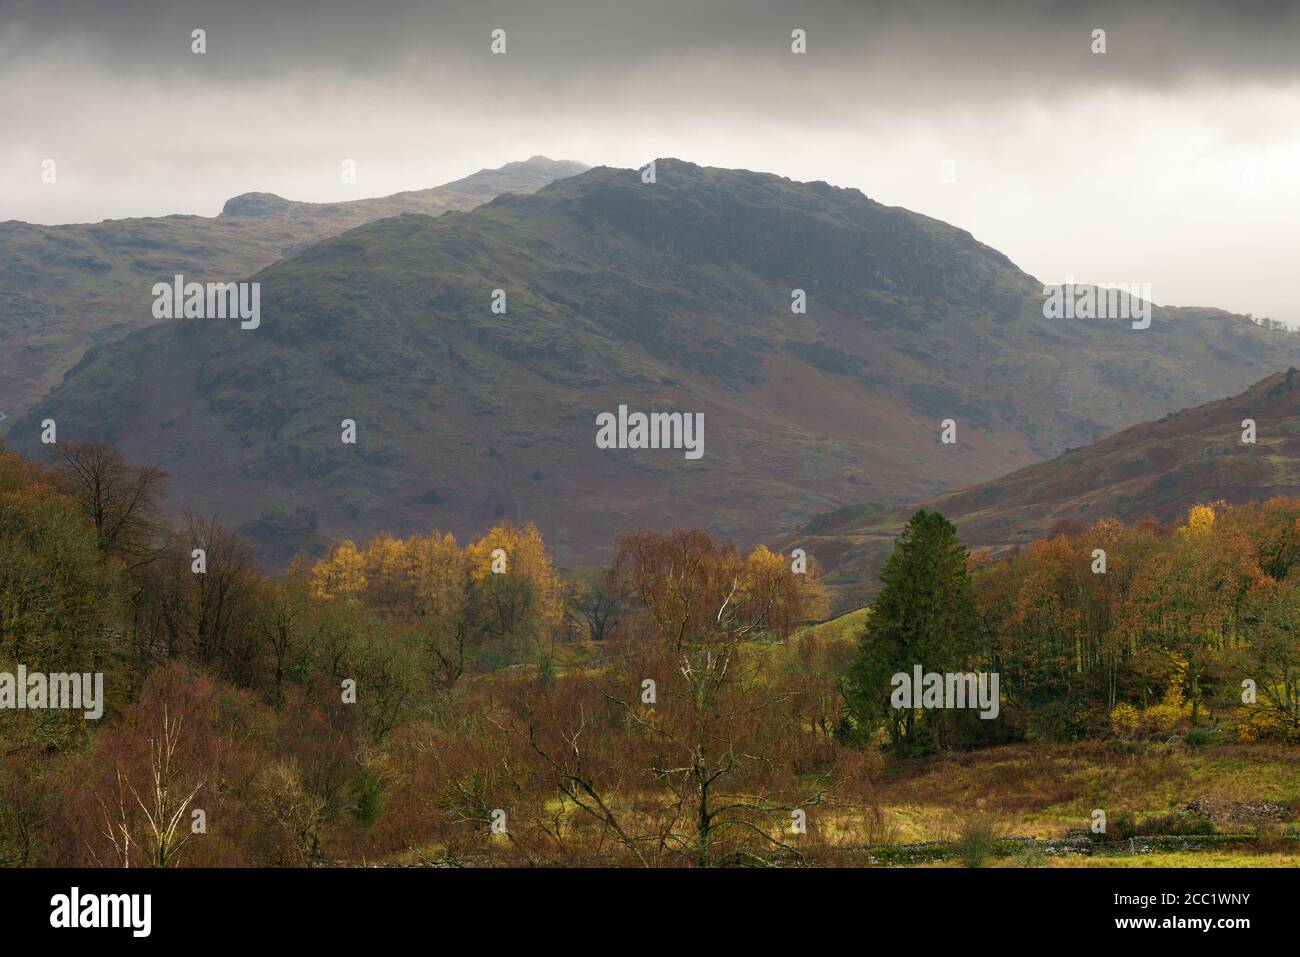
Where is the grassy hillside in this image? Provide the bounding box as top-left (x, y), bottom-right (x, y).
top-left (789, 368), bottom-right (1300, 609)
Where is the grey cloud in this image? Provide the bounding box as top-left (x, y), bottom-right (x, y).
top-left (5, 0), bottom-right (1300, 93)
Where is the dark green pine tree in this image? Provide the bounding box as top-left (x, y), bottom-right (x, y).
top-left (846, 510), bottom-right (980, 750)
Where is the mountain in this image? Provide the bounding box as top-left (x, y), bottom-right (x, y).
top-left (0, 156), bottom-right (588, 422)
top-left (788, 368), bottom-right (1300, 609)
top-left (11, 158), bottom-right (1300, 569)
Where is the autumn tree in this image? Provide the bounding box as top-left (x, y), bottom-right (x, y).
top-left (1128, 504), bottom-right (1260, 725)
top-left (597, 529), bottom-right (837, 865)
top-left (464, 522), bottom-right (564, 660)
top-left (310, 539), bottom-right (367, 602)
top-left (1241, 578), bottom-right (1300, 739)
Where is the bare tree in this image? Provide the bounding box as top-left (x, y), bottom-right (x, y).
top-left (572, 576), bottom-right (620, 642)
top-left (53, 442), bottom-right (166, 562)
top-left (184, 511), bottom-right (257, 671)
top-left (92, 703), bottom-right (206, 867)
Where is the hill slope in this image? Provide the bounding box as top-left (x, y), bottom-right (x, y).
top-left (12, 159), bottom-right (1300, 568)
top-left (789, 368), bottom-right (1300, 609)
top-left (0, 156), bottom-right (587, 421)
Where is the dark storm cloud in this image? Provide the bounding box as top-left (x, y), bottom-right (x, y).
top-left (6, 0), bottom-right (1300, 95)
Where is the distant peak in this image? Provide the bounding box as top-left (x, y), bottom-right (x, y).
top-left (220, 192), bottom-right (294, 218)
top-left (508, 155), bottom-right (588, 172)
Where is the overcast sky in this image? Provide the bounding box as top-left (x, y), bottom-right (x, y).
top-left (3, 0), bottom-right (1299, 323)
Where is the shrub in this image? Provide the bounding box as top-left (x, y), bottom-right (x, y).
top-left (954, 819), bottom-right (1000, 867)
top-left (1093, 810), bottom-right (1215, 843)
top-left (1109, 702), bottom-right (1141, 738)
top-left (1237, 708), bottom-right (1300, 743)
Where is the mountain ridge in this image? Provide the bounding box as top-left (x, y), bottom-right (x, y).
top-left (0, 156), bottom-right (589, 422)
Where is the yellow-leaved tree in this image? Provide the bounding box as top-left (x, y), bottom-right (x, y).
top-left (740, 544), bottom-right (830, 635)
top-left (361, 533), bottom-right (409, 612)
top-left (310, 539), bottom-right (367, 602)
top-left (465, 521), bottom-right (565, 633)
top-left (402, 531), bottom-right (468, 627)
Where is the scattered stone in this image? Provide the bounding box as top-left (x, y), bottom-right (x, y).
top-left (1183, 796), bottom-right (1288, 824)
